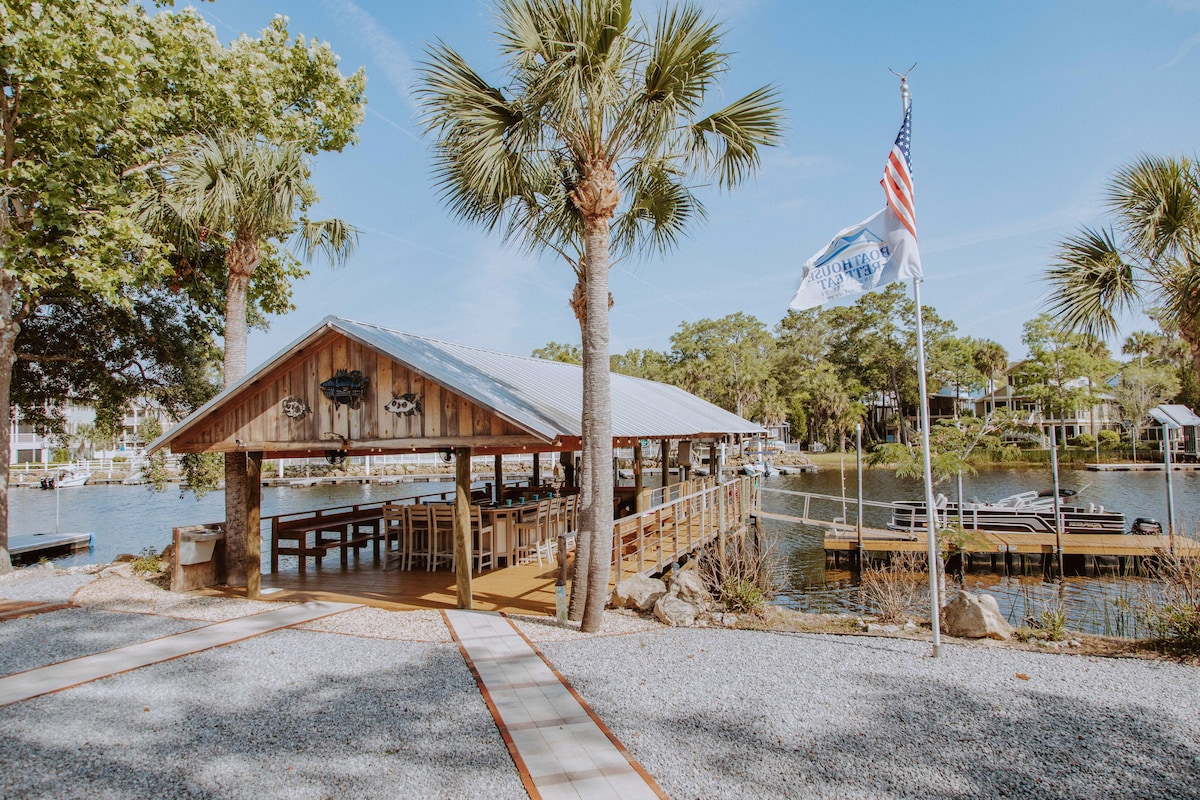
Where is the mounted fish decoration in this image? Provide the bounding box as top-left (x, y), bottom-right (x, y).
top-left (320, 369), bottom-right (370, 410)
top-left (280, 396), bottom-right (311, 419)
top-left (384, 392), bottom-right (423, 417)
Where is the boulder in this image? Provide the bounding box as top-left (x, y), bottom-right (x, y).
top-left (654, 593), bottom-right (698, 627)
top-left (611, 575), bottom-right (667, 612)
top-left (941, 591), bottom-right (1014, 640)
top-left (668, 569), bottom-right (710, 611)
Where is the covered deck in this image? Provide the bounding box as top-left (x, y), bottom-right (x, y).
top-left (151, 317), bottom-right (763, 611)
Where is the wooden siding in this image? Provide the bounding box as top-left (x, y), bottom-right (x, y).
top-left (169, 331), bottom-right (537, 454)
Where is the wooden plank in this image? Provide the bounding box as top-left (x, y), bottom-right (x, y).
top-left (376, 356), bottom-right (393, 440)
top-left (455, 447), bottom-right (473, 609)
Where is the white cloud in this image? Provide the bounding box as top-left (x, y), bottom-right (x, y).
top-left (1160, 29), bottom-right (1200, 70)
top-left (323, 0), bottom-right (418, 113)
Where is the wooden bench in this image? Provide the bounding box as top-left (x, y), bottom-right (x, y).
top-left (271, 509), bottom-right (384, 575)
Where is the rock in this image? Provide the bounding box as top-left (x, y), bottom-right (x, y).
top-left (668, 569), bottom-right (710, 611)
top-left (723, 613), bottom-right (739, 628)
top-left (113, 553), bottom-right (137, 564)
top-left (611, 575), bottom-right (667, 612)
top-left (866, 623), bottom-right (900, 634)
top-left (654, 594), bottom-right (698, 627)
top-left (1068, 639), bottom-right (1082, 648)
top-left (941, 591), bottom-right (1014, 641)
top-left (903, 621), bottom-right (919, 633)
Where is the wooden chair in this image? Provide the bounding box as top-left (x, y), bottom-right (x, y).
top-left (513, 499), bottom-right (551, 565)
top-left (561, 494), bottom-right (579, 551)
top-left (381, 503), bottom-right (406, 570)
top-left (468, 506), bottom-right (495, 574)
top-left (403, 505), bottom-right (431, 571)
top-left (429, 505), bottom-right (456, 571)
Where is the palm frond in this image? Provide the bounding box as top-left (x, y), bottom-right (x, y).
top-left (1045, 226), bottom-right (1140, 339)
top-left (1108, 154), bottom-right (1200, 262)
top-left (687, 85), bottom-right (784, 188)
top-left (295, 218), bottom-right (359, 267)
top-left (611, 158), bottom-right (705, 256)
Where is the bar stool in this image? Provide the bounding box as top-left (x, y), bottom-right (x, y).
top-left (404, 505), bottom-right (431, 570)
top-left (468, 506), bottom-right (495, 574)
top-left (429, 505), bottom-right (456, 571)
top-left (381, 503), bottom-right (406, 570)
top-left (514, 499), bottom-right (552, 566)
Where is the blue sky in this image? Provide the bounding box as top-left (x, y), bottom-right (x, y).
top-left (196, 0), bottom-right (1200, 368)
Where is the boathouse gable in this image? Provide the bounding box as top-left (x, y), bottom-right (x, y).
top-left (161, 326), bottom-right (542, 456)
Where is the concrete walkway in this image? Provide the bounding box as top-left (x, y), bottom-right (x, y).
top-left (444, 609), bottom-right (666, 800)
top-left (0, 600), bottom-right (357, 707)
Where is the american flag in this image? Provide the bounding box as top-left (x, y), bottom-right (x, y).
top-left (882, 104), bottom-right (916, 239)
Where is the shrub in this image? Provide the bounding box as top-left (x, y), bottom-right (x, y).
top-left (697, 533), bottom-right (780, 614)
top-left (130, 547), bottom-right (162, 575)
top-left (1069, 433), bottom-right (1096, 448)
top-left (1135, 555), bottom-right (1200, 653)
top-left (1097, 429), bottom-right (1121, 447)
top-left (861, 551), bottom-right (928, 623)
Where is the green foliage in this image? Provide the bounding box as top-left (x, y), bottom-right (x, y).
top-left (532, 342), bottom-right (582, 364)
top-left (130, 547), bottom-right (162, 575)
top-left (1135, 555), bottom-right (1200, 653)
top-left (611, 348), bottom-right (672, 381)
top-left (720, 579), bottom-right (765, 613)
top-left (669, 312), bottom-right (774, 417)
top-left (1036, 606), bottom-right (1068, 641)
top-left (1070, 432), bottom-right (1096, 448)
top-left (868, 409), bottom-right (1034, 484)
top-left (179, 453), bottom-right (223, 499)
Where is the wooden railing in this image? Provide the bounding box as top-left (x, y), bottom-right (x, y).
top-left (612, 476), bottom-right (756, 582)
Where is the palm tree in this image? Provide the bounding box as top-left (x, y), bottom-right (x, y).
top-left (1046, 154), bottom-right (1200, 381)
top-left (1121, 330), bottom-right (1160, 367)
top-left (971, 339), bottom-right (1008, 413)
top-left (138, 132), bottom-right (357, 586)
top-left (417, 0), bottom-right (783, 631)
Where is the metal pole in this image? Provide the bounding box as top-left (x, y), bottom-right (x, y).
top-left (912, 277), bottom-right (941, 657)
top-left (1050, 424), bottom-right (1064, 578)
top-left (856, 423), bottom-right (864, 563)
top-left (1163, 421), bottom-right (1176, 546)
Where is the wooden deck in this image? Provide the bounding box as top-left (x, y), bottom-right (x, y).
top-left (202, 559), bottom-right (564, 614)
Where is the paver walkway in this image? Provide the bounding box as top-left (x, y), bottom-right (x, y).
top-left (444, 609), bottom-right (666, 800)
top-left (0, 600), bottom-right (357, 707)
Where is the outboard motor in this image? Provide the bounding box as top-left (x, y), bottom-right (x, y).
top-left (1130, 517), bottom-right (1162, 535)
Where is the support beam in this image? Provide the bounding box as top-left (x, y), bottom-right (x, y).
top-left (454, 447), bottom-right (473, 610)
top-left (532, 451), bottom-right (541, 489)
top-left (633, 441), bottom-right (645, 512)
top-left (661, 438), bottom-right (670, 489)
top-left (494, 454), bottom-right (504, 503)
top-left (246, 453), bottom-right (262, 599)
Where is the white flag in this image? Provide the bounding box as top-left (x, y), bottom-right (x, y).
top-left (789, 208), bottom-right (916, 311)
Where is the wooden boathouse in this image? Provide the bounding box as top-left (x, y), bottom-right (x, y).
top-left (148, 316), bottom-right (764, 610)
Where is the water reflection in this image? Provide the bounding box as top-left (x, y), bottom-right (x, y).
top-left (760, 465), bottom-right (1200, 636)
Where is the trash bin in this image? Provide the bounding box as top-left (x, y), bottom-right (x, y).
top-left (178, 528), bottom-right (224, 565)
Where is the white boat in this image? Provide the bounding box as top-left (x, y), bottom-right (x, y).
top-left (888, 489), bottom-right (1130, 536)
top-left (40, 468), bottom-right (91, 489)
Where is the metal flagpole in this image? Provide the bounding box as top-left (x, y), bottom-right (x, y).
top-left (912, 277), bottom-right (942, 657)
top-left (898, 76), bottom-right (941, 657)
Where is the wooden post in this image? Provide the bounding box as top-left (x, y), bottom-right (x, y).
top-left (633, 441), bottom-right (645, 512)
top-left (661, 438), bottom-right (670, 489)
top-left (454, 447), bottom-right (473, 609)
top-left (494, 454), bottom-right (504, 503)
top-left (709, 443), bottom-right (718, 482)
top-left (246, 452), bottom-right (262, 599)
top-left (532, 451), bottom-right (541, 489)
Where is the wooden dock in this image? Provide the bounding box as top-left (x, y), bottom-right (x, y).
top-left (9, 532), bottom-right (94, 564)
top-left (753, 510), bottom-right (1200, 559)
top-left (1084, 462), bottom-right (1200, 472)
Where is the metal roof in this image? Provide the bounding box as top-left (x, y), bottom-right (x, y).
top-left (1150, 404), bottom-right (1200, 430)
top-left (150, 316), bottom-right (763, 453)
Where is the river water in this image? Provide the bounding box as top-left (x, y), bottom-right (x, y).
top-left (11, 465), bottom-right (1200, 636)
top-left (759, 464), bottom-right (1200, 636)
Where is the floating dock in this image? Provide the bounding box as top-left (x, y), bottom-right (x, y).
top-left (1084, 462), bottom-right (1200, 472)
top-left (9, 532), bottom-right (94, 563)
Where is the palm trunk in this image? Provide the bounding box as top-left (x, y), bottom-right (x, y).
top-left (0, 275), bottom-right (17, 573)
top-left (572, 163), bottom-right (618, 634)
top-left (222, 242), bottom-right (257, 588)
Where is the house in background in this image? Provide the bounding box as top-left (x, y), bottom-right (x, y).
top-left (973, 361), bottom-right (1120, 443)
top-left (9, 399), bottom-right (177, 464)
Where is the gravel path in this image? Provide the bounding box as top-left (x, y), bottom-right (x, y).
top-left (0, 628), bottom-right (527, 800)
top-left (542, 629), bottom-right (1200, 800)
